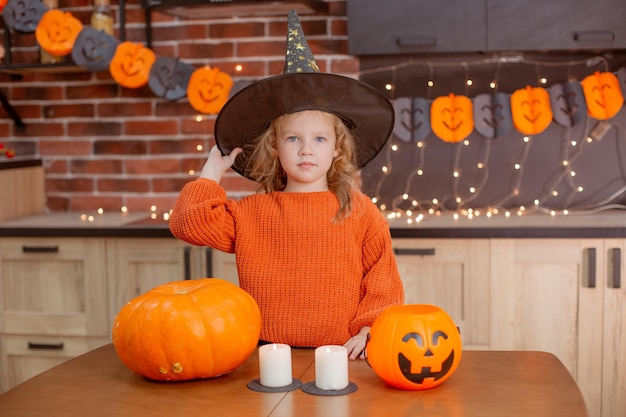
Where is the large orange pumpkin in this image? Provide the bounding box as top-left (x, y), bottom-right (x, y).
top-left (430, 93), bottom-right (474, 143)
top-left (581, 71), bottom-right (624, 120)
top-left (112, 278), bottom-right (261, 381)
top-left (366, 304), bottom-right (462, 390)
top-left (510, 85), bottom-right (553, 135)
top-left (35, 9), bottom-right (83, 56)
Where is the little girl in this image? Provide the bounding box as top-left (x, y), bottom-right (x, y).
top-left (169, 10), bottom-right (403, 360)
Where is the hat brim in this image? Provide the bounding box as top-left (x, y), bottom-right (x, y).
top-left (214, 72), bottom-right (394, 180)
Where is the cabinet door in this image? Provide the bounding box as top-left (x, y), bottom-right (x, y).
top-left (602, 240), bottom-right (626, 417)
top-left (0, 238), bottom-right (108, 337)
top-left (210, 249), bottom-right (239, 286)
top-left (0, 335), bottom-right (108, 392)
top-left (490, 238), bottom-right (604, 417)
top-left (487, 0), bottom-right (626, 51)
top-left (107, 238), bottom-right (199, 323)
top-left (392, 238), bottom-right (490, 349)
top-left (347, 0), bottom-right (486, 54)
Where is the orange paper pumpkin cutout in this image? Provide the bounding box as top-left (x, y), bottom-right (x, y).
top-left (367, 304), bottom-right (462, 390)
top-left (187, 66), bottom-right (234, 114)
top-left (510, 85), bottom-right (553, 135)
top-left (109, 41), bottom-right (157, 89)
top-left (430, 93), bottom-right (474, 143)
top-left (35, 9), bottom-right (83, 56)
top-left (581, 71), bottom-right (624, 120)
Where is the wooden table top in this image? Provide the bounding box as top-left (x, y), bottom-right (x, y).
top-left (0, 344), bottom-right (588, 417)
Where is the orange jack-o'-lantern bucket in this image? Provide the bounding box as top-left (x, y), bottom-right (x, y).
top-left (366, 304), bottom-right (462, 390)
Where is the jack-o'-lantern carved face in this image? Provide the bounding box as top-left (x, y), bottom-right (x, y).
top-left (2, 0), bottom-right (47, 33)
top-left (72, 26), bottom-right (119, 72)
top-left (366, 304), bottom-right (462, 390)
top-left (393, 97), bottom-right (431, 142)
top-left (549, 81), bottom-right (587, 127)
top-left (473, 92), bottom-right (512, 139)
top-left (35, 9), bottom-right (83, 56)
top-left (510, 85), bottom-right (553, 135)
top-left (581, 71), bottom-right (624, 120)
top-left (109, 41), bottom-right (157, 89)
top-left (148, 56), bottom-right (195, 101)
top-left (430, 93), bottom-right (474, 143)
top-left (187, 66), bottom-right (234, 114)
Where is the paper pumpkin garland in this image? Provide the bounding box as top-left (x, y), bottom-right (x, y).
top-left (71, 26), bottom-right (119, 72)
top-left (393, 97), bottom-right (432, 142)
top-left (473, 92), bottom-right (512, 139)
top-left (2, 2), bottom-right (626, 122)
top-left (0, 0), bottom-right (233, 114)
top-left (431, 93), bottom-right (474, 143)
top-left (187, 66), bottom-right (234, 114)
top-left (2, 0), bottom-right (47, 33)
top-left (148, 56), bottom-right (195, 101)
top-left (548, 81), bottom-right (587, 127)
top-left (510, 85), bottom-right (553, 135)
top-left (35, 9), bottom-right (83, 57)
top-left (580, 71), bottom-right (624, 120)
top-left (109, 41), bottom-right (156, 89)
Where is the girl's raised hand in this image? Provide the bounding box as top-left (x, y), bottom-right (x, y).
top-left (200, 145), bottom-right (243, 182)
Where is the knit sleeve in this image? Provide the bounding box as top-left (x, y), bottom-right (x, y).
top-left (349, 203), bottom-right (404, 336)
top-left (168, 178), bottom-right (238, 253)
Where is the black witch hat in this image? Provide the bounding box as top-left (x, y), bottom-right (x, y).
top-left (214, 9), bottom-right (394, 180)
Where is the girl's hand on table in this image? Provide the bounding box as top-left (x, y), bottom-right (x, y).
top-left (344, 326), bottom-right (370, 360)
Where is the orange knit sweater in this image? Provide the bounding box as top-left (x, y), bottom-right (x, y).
top-left (169, 178), bottom-right (404, 347)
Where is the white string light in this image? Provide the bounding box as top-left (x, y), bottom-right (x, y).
top-left (363, 54), bottom-right (626, 220)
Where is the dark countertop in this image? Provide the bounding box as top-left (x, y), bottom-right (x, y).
top-left (0, 158), bottom-right (42, 170)
top-left (0, 212), bottom-right (175, 238)
top-left (2, 210), bottom-right (626, 238)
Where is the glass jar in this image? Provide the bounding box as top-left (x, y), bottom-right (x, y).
top-left (91, 0), bottom-right (114, 35)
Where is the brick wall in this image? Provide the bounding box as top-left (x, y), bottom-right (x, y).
top-left (0, 0), bottom-right (353, 215)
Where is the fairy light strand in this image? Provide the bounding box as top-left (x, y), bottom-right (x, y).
top-left (363, 53), bottom-right (626, 221)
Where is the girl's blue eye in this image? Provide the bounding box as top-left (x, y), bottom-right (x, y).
top-left (287, 136), bottom-right (298, 142)
top-left (315, 136), bottom-right (326, 142)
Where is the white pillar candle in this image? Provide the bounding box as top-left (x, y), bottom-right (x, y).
top-left (314, 345), bottom-right (349, 390)
top-left (258, 343), bottom-right (293, 387)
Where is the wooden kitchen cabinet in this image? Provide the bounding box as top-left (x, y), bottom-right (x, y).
top-left (490, 238), bottom-right (625, 417)
top-left (349, 0), bottom-right (626, 55)
top-left (0, 237), bottom-right (110, 392)
top-left (106, 238), bottom-right (207, 326)
top-left (600, 240), bottom-right (625, 417)
top-left (391, 238), bottom-right (491, 350)
top-left (210, 249), bottom-right (239, 286)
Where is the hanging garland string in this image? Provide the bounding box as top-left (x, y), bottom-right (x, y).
top-left (1, 0), bottom-right (234, 115)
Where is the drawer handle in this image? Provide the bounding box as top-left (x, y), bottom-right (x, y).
top-left (396, 35), bottom-right (436, 47)
top-left (609, 248), bottom-right (621, 289)
top-left (28, 342), bottom-right (64, 350)
top-left (573, 30), bottom-right (615, 42)
top-left (205, 247), bottom-right (213, 277)
top-left (22, 246), bottom-right (59, 253)
top-left (393, 248), bottom-right (436, 256)
top-left (583, 248), bottom-right (596, 288)
top-left (183, 246), bottom-right (191, 280)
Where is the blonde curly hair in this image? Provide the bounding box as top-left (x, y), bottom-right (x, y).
top-left (244, 111), bottom-right (360, 222)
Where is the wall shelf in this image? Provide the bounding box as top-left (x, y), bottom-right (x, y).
top-left (141, 0), bottom-right (327, 19)
top-left (0, 0), bottom-right (127, 76)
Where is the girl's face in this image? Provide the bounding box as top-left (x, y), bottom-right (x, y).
top-left (275, 110), bottom-right (339, 192)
